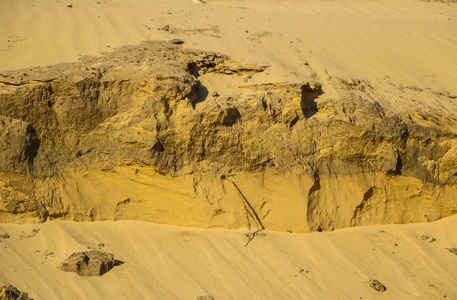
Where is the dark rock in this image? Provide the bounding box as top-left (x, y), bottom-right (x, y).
top-left (169, 39), bottom-right (184, 45)
top-left (367, 279), bottom-right (386, 292)
top-left (447, 248), bottom-right (457, 255)
top-left (197, 296), bottom-right (215, 300)
top-left (60, 250), bottom-right (115, 277)
top-left (0, 285), bottom-right (28, 300)
top-left (0, 234), bottom-right (10, 240)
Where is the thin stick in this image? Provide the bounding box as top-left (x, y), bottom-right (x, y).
top-left (223, 178), bottom-right (265, 246)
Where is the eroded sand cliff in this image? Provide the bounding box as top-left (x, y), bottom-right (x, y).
top-left (0, 41), bottom-right (456, 232)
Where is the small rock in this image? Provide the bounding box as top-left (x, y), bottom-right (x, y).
top-left (0, 285), bottom-right (29, 300)
top-left (19, 229), bottom-right (39, 239)
top-left (44, 250), bottom-right (54, 258)
top-left (197, 296), bottom-right (215, 300)
top-left (422, 235), bottom-right (437, 242)
top-left (169, 39), bottom-right (184, 45)
top-left (367, 279), bottom-right (386, 292)
top-left (447, 248), bottom-right (457, 255)
top-left (60, 250), bottom-right (115, 277)
top-left (0, 234), bottom-right (10, 240)
top-left (158, 25), bottom-right (170, 31)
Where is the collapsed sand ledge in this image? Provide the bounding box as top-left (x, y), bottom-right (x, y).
top-left (0, 40), bottom-right (456, 231)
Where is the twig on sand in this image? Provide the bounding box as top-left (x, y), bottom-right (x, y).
top-left (221, 175), bottom-right (265, 246)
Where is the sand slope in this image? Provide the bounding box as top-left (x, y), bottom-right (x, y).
top-left (1, 216), bottom-right (457, 299)
top-left (1, 0), bottom-right (456, 94)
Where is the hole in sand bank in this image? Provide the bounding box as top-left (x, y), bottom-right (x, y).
top-left (192, 83), bottom-right (209, 108)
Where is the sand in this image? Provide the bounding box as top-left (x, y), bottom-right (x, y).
top-left (1, 0), bottom-right (456, 117)
top-left (1, 0), bottom-right (457, 92)
top-left (1, 0), bottom-right (457, 298)
top-left (1, 216), bottom-right (457, 299)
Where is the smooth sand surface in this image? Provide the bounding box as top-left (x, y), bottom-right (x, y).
top-left (1, 0), bottom-right (456, 92)
top-left (1, 216), bottom-right (457, 299)
top-left (1, 0), bottom-right (456, 117)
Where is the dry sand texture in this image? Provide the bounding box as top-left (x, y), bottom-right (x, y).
top-left (1, 216), bottom-right (457, 299)
top-left (1, 0), bottom-right (456, 96)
